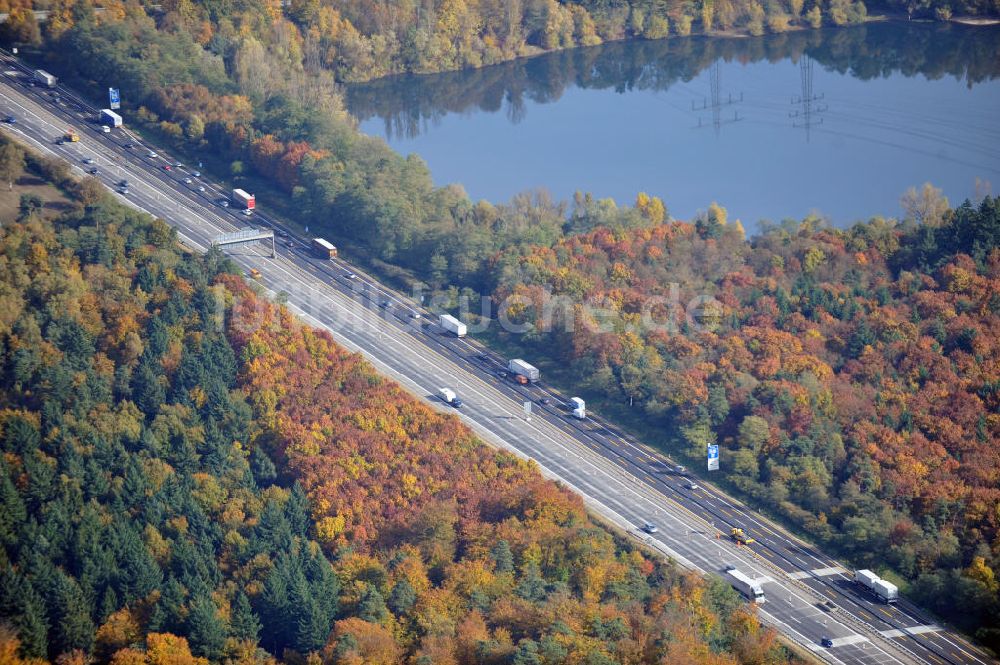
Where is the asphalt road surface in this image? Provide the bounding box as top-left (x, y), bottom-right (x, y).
top-left (0, 53), bottom-right (994, 665)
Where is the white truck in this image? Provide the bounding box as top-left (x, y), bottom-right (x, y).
top-left (508, 359), bottom-right (539, 384)
top-left (312, 238), bottom-right (337, 259)
top-left (569, 397), bottom-right (586, 419)
top-left (727, 569), bottom-right (766, 603)
top-left (100, 109), bottom-right (123, 128)
top-left (232, 188), bottom-right (256, 210)
top-left (439, 314), bottom-right (467, 337)
top-left (437, 387), bottom-right (462, 408)
top-left (34, 70), bottom-right (56, 87)
top-left (854, 569), bottom-right (898, 604)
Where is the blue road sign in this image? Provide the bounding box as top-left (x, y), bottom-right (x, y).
top-left (109, 88), bottom-right (120, 110)
top-left (707, 444), bottom-right (719, 471)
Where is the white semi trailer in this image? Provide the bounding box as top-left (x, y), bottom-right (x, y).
top-left (439, 314), bottom-right (467, 337)
top-left (508, 359), bottom-right (539, 383)
top-left (100, 109), bottom-right (123, 127)
top-left (34, 70), bottom-right (56, 87)
top-left (854, 569), bottom-right (898, 604)
top-left (232, 188), bottom-right (256, 210)
top-left (727, 569), bottom-right (766, 603)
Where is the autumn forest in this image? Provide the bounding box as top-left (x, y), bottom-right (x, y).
top-left (0, 140), bottom-right (795, 664)
top-left (0, 0), bottom-right (997, 661)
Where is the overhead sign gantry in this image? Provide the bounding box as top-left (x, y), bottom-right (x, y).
top-left (212, 227), bottom-right (275, 258)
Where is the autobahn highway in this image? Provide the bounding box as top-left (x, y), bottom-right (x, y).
top-left (0, 55), bottom-right (993, 665)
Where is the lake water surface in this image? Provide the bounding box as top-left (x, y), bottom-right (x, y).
top-left (348, 23), bottom-right (1000, 227)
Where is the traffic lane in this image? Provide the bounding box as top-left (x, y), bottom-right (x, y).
top-left (801, 572), bottom-right (988, 665)
top-left (893, 599), bottom-right (962, 645)
top-left (670, 492), bottom-right (921, 640)
top-left (286, 256), bottom-right (467, 345)
top-left (0, 90), bottom-right (236, 255)
top-left (110, 156), bottom-right (244, 234)
top-left (1, 95), bottom-right (186, 216)
top-left (297, 253), bottom-right (416, 317)
top-left (906, 629), bottom-right (989, 665)
top-left (492, 374), bottom-right (798, 558)
top-left (566, 429), bottom-right (870, 612)
top-left (711, 529), bottom-right (952, 653)
top-left (0, 119), bottom-right (139, 205)
top-left (3, 84), bottom-right (227, 223)
top-left (713, 494), bottom-right (837, 571)
top-left (463, 385), bottom-right (755, 535)
top-left (496, 396), bottom-right (779, 550)
top-left (106, 148), bottom-right (229, 218)
top-left (679, 482), bottom-right (934, 652)
top-left (799, 578), bottom-right (898, 631)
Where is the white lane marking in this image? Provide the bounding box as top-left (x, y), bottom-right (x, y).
top-left (831, 635), bottom-right (871, 648)
top-left (789, 566), bottom-right (849, 579)
top-left (880, 626), bottom-right (943, 639)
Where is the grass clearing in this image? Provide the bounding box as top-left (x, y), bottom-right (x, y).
top-left (0, 172), bottom-right (74, 222)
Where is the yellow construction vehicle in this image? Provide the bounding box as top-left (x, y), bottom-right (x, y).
top-left (248, 268), bottom-right (262, 280)
top-left (730, 528), bottom-right (755, 545)
top-left (63, 128), bottom-right (79, 142)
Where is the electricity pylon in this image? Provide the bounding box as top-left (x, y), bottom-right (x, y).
top-left (789, 56), bottom-right (827, 141)
top-left (693, 61), bottom-right (743, 135)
